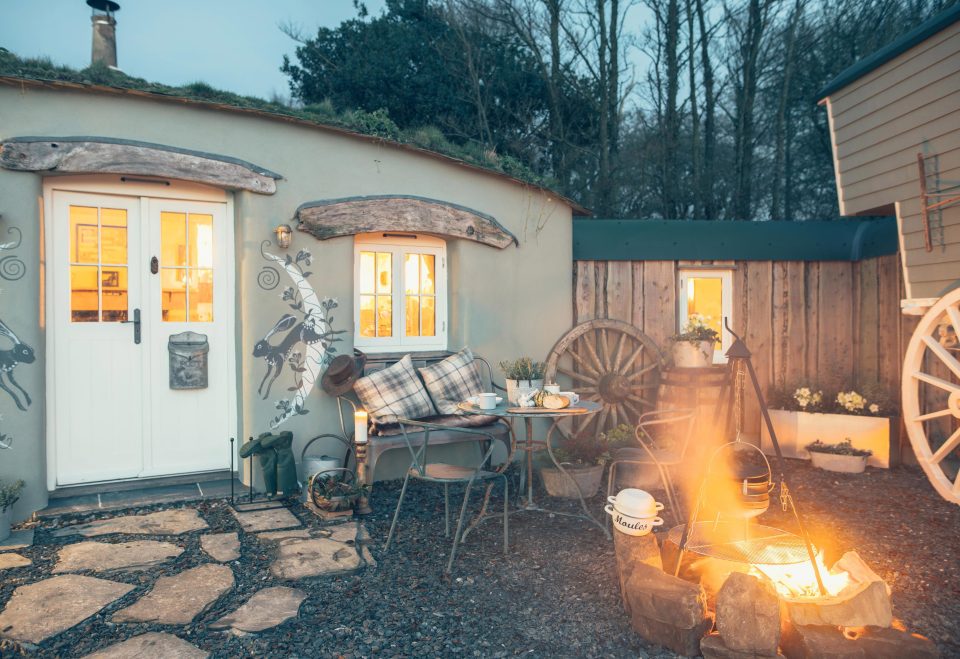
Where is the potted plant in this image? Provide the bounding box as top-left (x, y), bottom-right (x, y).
top-left (670, 314), bottom-right (719, 368)
top-left (0, 479), bottom-right (24, 542)
top-left (539, 434), bottom-right (609, 498)
top-left (763, 383), bottom-right (897, 468)
top-left (603, 423), bottom-right (662, 489)
top-left (805, 439), bottom-right (872, 474)
top-left (308, 472), bottom-right (370, 512)
top-left (500, 357), bottom-right (546, 405)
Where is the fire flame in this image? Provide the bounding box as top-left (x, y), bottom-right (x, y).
top-left (751, 550), bottom-right (851, 600)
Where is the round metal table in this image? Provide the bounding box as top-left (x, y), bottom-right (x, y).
top-left (457, 399), bottom-right (609, 539)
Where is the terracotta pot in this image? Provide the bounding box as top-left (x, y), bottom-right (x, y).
top-left (505, 378), bottom-right (544, 405)
top-left (809, 451), bottom-right (868, 474)
top-left (539, 463), bottom-right (604, 498)
top-left (671, 340), bottom-right (714, 368)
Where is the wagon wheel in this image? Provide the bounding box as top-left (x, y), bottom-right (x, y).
top-left (903, 287), bottom-right (960, 504)
top-left (545, 319), bottom-right (664, 440)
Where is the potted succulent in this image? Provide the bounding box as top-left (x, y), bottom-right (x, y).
top-left (0, 479), bottom-right (25, 542)
top-left (500, 357), bottom-right (546, 405)
top-left (763, 383), bottom-right (897, 468)
top-left (539, 434), bottom-right (609, 498)
top-left (805, 439), bottom-right (872, 474)
top-left (308, 472), bottom-right (370, 512)
top-left (603, 423), bottom-right (662, 490)
top-left (670, 314), bottom-right (719, 368)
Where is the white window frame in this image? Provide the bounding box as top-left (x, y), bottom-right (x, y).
top-left (677, 268), bottom-right (734, 364)
top-left (353, 232), bottom-right (448, 353)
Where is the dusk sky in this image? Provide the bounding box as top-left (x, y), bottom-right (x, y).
top-left (0, 0), bottom-right (386, 99)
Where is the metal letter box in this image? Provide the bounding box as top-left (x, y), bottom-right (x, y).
top-left (168, 331), bottom-right (209, 389)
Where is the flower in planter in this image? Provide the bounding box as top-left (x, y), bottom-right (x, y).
top-left (836, 390), bottom-right (866, 413)
top-left (672, 313), bottom-right (720, 344)
top-left (793, 387), bottom-right (823, 410)
top-left (499, 357), bottom-right (546, 381)
top-left (869, 403), bottom-right (880, 414)
top-left (805, 438), bottom-right (872, 457)
top-left (0, 479), bottom-right (24, 513)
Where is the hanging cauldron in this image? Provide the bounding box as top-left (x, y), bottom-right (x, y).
top-left (703, 443), bottom-right (774, 520)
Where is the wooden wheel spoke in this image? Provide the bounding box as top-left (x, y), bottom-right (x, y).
top-left (632, 383), bottom-right (659, 391)
top-left (566, 349), bottom-right (601, 378)
top-left (611, 332), bottom-right (627, 372)
top-left (627, 394), bottom-right (655, 408)
top-left (578, 335), bottom-right (605, 375)
top-left (621, 343), bottom-right (647, 373)
top-left (932, 427), bottom-right (960, 464)
top-left (913, 370), bottom-right (960, 394)
top-left (610, 403), bottom-right (620, 429)
top-left (595, 407), bottom-right (610, 434)
top-left (628, 362), bottom-right (658, 382)
top-left (577, 386), bottom-right (598, 394)
top-left (598, 328), bottom-right (610, 367)
top-left (622, 399), bottom-right (644, 419)
top-left (922, 334), bottom-right (960, 380)
top-left (557, 365), bottom-right (598, 386)
top-left (913, 408), bottom-right (955, 423)
top-left (947, 305), bottom-right (960, 343)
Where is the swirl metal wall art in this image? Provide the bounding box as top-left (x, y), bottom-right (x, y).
top-left (0, 227), bottom-right (25, 281)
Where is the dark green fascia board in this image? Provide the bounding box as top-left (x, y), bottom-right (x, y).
top-left (817, 3), bottom-right (960, 100)
top-left (573, 218), bottom-right (899, 262)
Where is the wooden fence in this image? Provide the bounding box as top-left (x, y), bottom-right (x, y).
top-left (573, 255), bottom-right (917, 438)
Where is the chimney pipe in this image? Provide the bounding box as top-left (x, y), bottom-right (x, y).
top-left (87, 0), bottom-right (121, 69)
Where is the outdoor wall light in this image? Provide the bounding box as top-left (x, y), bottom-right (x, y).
top-left (274, 223), bottom-right (293, 249)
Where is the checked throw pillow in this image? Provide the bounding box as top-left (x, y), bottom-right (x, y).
top-left (418, 347), bottom-right (485, 415)
top-left (352, 354), bottom-right (437, 426)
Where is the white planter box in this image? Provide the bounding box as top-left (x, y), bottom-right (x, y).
top-left (760, 409), bottom-right (899, 469)
top-left (809, 451), bottom-right (868, 474)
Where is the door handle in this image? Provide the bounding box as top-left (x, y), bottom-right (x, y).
top-left (122, 308), bottom-right (141, 344)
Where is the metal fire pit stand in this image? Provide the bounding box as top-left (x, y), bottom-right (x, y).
top-left (671, 320), bottom-right (827, 596)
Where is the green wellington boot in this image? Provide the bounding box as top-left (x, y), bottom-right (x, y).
top-left (261, 431), bottom-right (297, 496)
top-left (249, 432), bottom-right (278, 496)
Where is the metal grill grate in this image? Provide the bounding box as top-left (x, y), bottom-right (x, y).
top-left (668, 522), bottom-right (811, 565)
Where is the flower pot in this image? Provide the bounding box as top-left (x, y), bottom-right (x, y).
top-left (671, 340), bottom-right (715, 368)
top-left (539, 463), bottom-right (604, 498)
top-left (761, 409), bottom-right (899, 468)
top-left (505, 378), bottom-right (544, 405)
top-left (809, 451), bottom-right (868, 474)
top-left (0, 507), bottom-right (11, 542)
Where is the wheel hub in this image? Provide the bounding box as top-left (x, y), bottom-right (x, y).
top-left (948, 392), bottom-right (960, 418)
top-left (599, 373), bottom-right (631, 403)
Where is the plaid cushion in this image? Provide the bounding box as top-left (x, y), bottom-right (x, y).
top-left (418, 348), bottom-right (485, 415)
top-left (353, 354), bottom-right (437, 425)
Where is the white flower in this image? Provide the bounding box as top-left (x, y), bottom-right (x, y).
top-left (869, 403), bottom-right (880, 414)
top-left (837, 390), bottom-right (866, 413)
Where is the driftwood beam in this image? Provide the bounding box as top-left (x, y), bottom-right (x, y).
top-left (0, 136), bottom-right (280, 194)
top-left (296, 195), bottom-right (518, 249)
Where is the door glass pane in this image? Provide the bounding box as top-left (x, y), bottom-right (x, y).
top-left (420, 254), bottom-right (435, 295)
top-left (376, 252), bottom-right (392, 294)
top-left (359, 295), bottom-right (376, 337)
top-left (70, 206), bottom-right (99, 264)
top-left (101, 267), bottom-right (128, 322)
top-left (421, 295), bottom-right (436, 337)
top-left (404, 254), bottom-right (419, 295)
top-left (359, 252), bottom-right (375, 294)
top-left (100, 208), bottom-right (128, 264)
top-left (189, 268), bottom-right (214, 322)
top-left (70, 265), bottom-right (100, 322)
top-left (161, 268), bottom-right (187, 322)
top-left (376, 295), bottom-right (392, 337)
top-left (189, 214), bottom-right (214, 269)
top-left (686, 277), bottom-right (723, 337)
top-left (405, 295), bottom-right (420, 337)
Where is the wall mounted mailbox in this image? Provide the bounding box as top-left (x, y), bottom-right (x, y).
top-left (169, 331), bottom-right (209, 389)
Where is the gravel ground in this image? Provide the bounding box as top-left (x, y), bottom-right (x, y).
top-left (0, 462), bottom-right (957, 658)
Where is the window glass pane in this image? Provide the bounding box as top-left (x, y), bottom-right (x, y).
top-left (161, 268), bottom-right (187, 322)
top-left (421, 295), bottom-right (436, 337)
top-left (100, 208), bottom-right (128, 264)
top-left (161, 212), bottom-right (187, 267)
top-left (359, 295), bottom-right (376, 337)
top-left (189, 214), bottom-right (214, 269)
top-left (71, 265), bottom-right (99, 322)
top-left (376, 252), bottom-right (392, 294)
top-left (405, 295), bottom-right (420, 337)
top-left (376, 295), bottom-right (392, 337)
top-left (101, 267), bottom-right (128, 322)
top-left (686, 277), bottom-right (723, 337)
top-left (404, 254), bottom-right (419, 295)
top-left (70, 206), bottom-right (99, 264)
top-left (420, 254), bottom-right (435, 295)
top-left (359, 252), bottom-right (375, 294)
top-left (189, 268), bottom-right (214, 322)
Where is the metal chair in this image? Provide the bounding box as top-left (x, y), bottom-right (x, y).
top-left (385, 418), bottom-right (510, 574)
top-left (607, 408), bottom-right (696, 521)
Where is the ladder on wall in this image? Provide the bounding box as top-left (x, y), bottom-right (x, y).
top-left (917, 152), bottom-right (960, 252)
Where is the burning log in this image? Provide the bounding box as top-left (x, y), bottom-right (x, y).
top-left (781, 552), bottom-right (892, 629)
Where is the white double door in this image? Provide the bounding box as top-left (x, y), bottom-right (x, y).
top-left (50, 188), bottom-right (235, 485)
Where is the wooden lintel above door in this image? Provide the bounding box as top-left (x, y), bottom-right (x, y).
top-left (295, 195), bottom-right (519, 249)
top-left (1, 136), bottom-right (281, 194)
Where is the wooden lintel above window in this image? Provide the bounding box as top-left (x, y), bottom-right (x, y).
top-left (0, 136), bottom-right (281, 194)
top-left (296, 195), bottom-right (519, 249)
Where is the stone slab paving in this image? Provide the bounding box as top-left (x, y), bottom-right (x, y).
top-left (0, 552), bottom-right (31, 570)
top-left (53, 508), bottom-right (208, 537)
top-left (113, 564), bottom-right (234, 625)
top-left (255, 528), bottom-right (311, 543)
top-left (269, 537), bottom-right (361, 580)
top-left (0, 574), bottom-right (134, 644)
top-left (229, 505), bottom-right (301, 533)
top-left (0, 528), bottom-right (34, 551)
top-left (83, 632), bottom-right (208, 659)
top-left (53, 540), bottom-right (183, 573)
top-left (210, 586), bottom-right (306, 634)
top-left (200, 532), bottom-right (240, 562)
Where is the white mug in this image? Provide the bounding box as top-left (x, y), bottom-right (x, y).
top-left (478, 393), bottom-right (498, 410)
top-left (559, 391), bottom-right (579, 404)
top-left (544, 383), bottom-right (561, 394)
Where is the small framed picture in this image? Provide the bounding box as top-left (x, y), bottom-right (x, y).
top-left (101, 269), bottom-right (120, 288)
